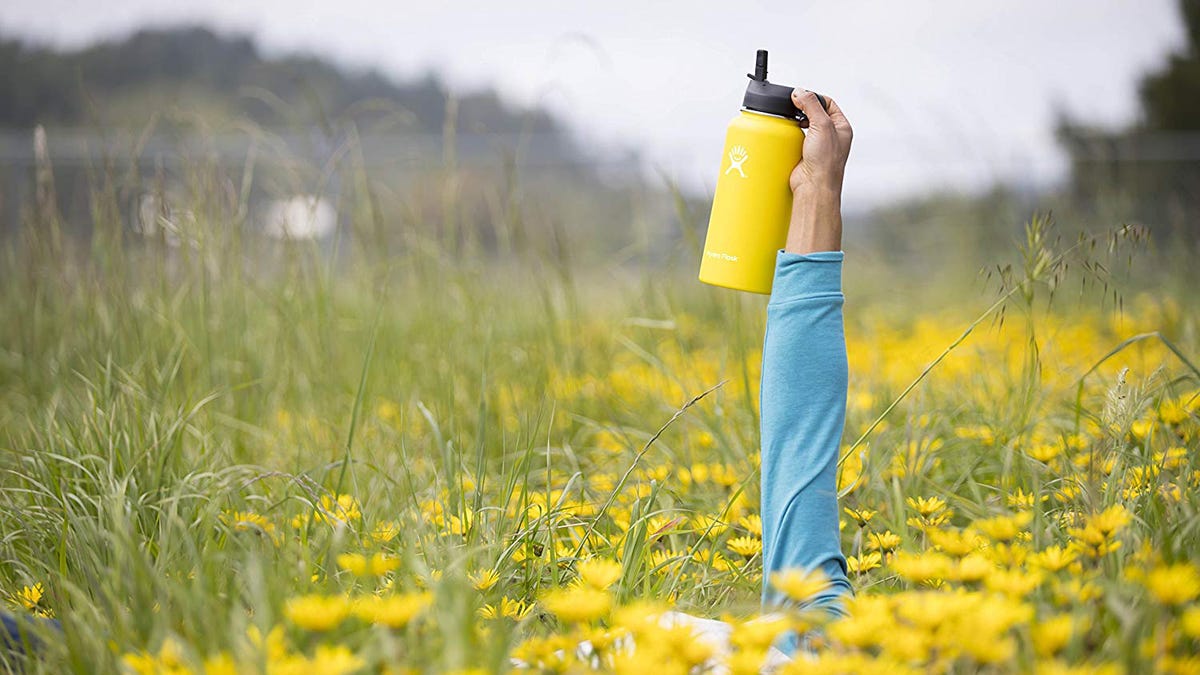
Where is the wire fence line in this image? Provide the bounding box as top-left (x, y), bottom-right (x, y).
top-left (3, 127), bottom-right (1199, 240)
top-left (0, 127), bottom-right (653, 245)
top-left (5, 128), bottom-right (1200, 170)
top-left (0, 129), bottom-right (623, 170)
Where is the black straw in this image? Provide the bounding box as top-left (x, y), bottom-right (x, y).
top-left (750, 49), bottom-right (768, 81)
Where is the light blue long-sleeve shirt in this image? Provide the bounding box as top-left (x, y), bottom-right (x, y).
top-left (759, 248), bottom-right (852, 618)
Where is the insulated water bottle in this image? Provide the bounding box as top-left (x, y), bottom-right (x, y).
top-left (699, 49), bottom-right (824, 295)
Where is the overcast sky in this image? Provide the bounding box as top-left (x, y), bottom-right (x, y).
top-left (0, 0), bottom-right (1186, 207)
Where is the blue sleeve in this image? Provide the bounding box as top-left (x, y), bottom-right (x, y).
top-left (759, 248), bottom-right (852, 616)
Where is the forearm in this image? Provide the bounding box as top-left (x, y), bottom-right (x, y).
top-left (785, 186), bottom-right (843, 254)
top-left (759, 250), bottom-right (851, 615)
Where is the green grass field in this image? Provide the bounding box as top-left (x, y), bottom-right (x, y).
top-left (1, 154), bottom-right (1199, 674)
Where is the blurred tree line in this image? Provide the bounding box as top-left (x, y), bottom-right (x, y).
top-left (0, 26), bottom-right (680, 266)
top-left (0, 25), bottom-right (565, 138)
top-left (1056, 0), bottom-right (1200, 242)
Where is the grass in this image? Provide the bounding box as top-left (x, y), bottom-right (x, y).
top-left (0, 131), bottom-right (1198, 673)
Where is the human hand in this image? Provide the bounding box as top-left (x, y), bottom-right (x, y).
top-left (789, 90), bottom-right (853, 195)
top-left (785, 90), bottom-right (852, 254)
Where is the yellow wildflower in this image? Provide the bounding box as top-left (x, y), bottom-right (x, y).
top-left (693, 549), bottom-right (734, 572)
top-left (838, 445), bottom-right (865, 494)
top-left (1089, 504), bottom-right (1132, 536)
top-left (315, 494), bottom-right (362, 525)
top-left (121, 651), bottom-right (160, 675)
top-left (891, 551), bottom-right (950, 584)
top-left (955, 424), bottom-right (996, 445)
top-left (906, 495), bottom-right (947, 518)
top-left (827, 596), bottom-right (892, 649)
top-left (336, 552), bottom-right (400, 577)
top-left (354, 592), bottom-right (433, 628)
top-left (308, 644), bottom-right (365, 675)
top-left (692, 514), bottom-right (728, 537)
top-left (972, 511), bottom-right (1032, 542)
top-left (846, 551), bottom-right (883, 574)
top-left (541, 587), bottom-right (611, 623)
top-left (1053, 577), bottom-right (1103, 604)
top-left (336, 553), bottom-right (369, 576)
top-left (16, 583), bottom-right (44, 612)
top-left (377, 399), bottom-right (402, 424)
top-left (1160, 398), bottom-right (1190, 425)
top-left (469, 568), bottom-right (500, 592)
top-left (927, 527), bottom-right (981, 557)
top-left (867, 530), bottom-right (901, 553)
top-left (284, 594), bottom-right (350, 631)
top-left (986, 542), bottom-right (1030, 567)
top-left (203, 653), bottom-right (238, 675)
top-left (1006, 488), bottom-right (1046, 509)
top-left (647, 514), bottom-right (683, 540)
top-left (648, 548), bottom-right (685, 574)
top-left (984, 568), bottom-right (1044, 597)
top-left (1027, 441), bottom-right (1063, 463)
top-left (950, 553), bottom-right (993, 583)
top-left (1033, 614), bottom-right (1076, 657)
top-left (498, 596), bottom-right (533, 620)
top-left (576, 558), bottom-right (623, 590)
top-left (1130, 417), bottom-right (1155, 441)
top-left (1054, 482), bottom-right (1082, 503)
top-left (370, 553), bottom-right (401, 575)
top-left (1143, 563), bottom-right (1200, 605)
top-left (512, 635), bottom-right (576, 672)
top-left (906, 502), bottom-right (953, 529)
top-left (371, 520), bottom-right (401, 543)
top-left (1031, 545), bottom-right (1078, 572)
top-left (246, 625), bottom-right (288, 661)
top-left (221, 510), bottom-right (277, 537)
top-left (1182, 606), bottom-right (1200, 638)
top-left (738, 514), bottom-right (763, 536)
top-left (731, 614), bottom-right (791, 653)
top-left (1068, 505), bottom-right (1131, 557)
top-left (448, 512), bottom-right (474, 536)
top-left (770, 568), bottom-right (830, 602)
top-left (727, 536), bottom-right (763, 558)
top-left (843, 506), bottom-right (877, 528)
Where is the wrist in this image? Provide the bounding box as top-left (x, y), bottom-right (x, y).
top-left (791, 182), bottom-right (842, 202)
top-left (785, 186), bottom-right (843, 254)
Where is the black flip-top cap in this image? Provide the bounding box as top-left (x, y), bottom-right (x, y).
top-left (742, 49), bottom-right (825, 122)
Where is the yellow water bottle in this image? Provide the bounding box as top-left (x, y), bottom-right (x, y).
top-left (699, 49), bottom-right (822, 294)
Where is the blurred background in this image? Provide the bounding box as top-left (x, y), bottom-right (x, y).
top-left (3, 5), bottom-right (1200, 671)
top-left (0, 0), bottom-right (1197, 267)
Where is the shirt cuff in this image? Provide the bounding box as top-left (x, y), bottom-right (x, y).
top-left (768, 249), bottom-right (844, 306)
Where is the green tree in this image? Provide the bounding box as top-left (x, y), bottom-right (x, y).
top-left (1057, 0), bottom-right (1200, 241)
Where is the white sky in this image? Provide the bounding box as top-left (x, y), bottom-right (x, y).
top-left (0, 0), bottom-right (1186, 207)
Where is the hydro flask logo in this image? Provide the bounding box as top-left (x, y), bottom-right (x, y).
top-left (725, 145), bottom-right (749, 178)
top-left (705, 250), bottom-right (738, 262)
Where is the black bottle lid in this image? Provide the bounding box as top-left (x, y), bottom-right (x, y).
top-left (742, 49), bottom-right (825, 123)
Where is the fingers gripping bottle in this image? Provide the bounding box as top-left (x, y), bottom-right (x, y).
top-left (699, 49), bottom-right (814, 294)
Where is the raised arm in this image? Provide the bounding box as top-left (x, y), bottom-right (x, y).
top-left (759, 89), bottom-right (854, 616)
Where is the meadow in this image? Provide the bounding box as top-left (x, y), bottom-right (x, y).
top-left (1, 146), bottom-right (1198, 674)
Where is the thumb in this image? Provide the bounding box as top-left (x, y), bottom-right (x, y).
top-left (791, 89), bottom-right (831, 130)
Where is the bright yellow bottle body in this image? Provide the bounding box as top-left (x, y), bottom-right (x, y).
top-left (699, 109), bottom-right (805, 295)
